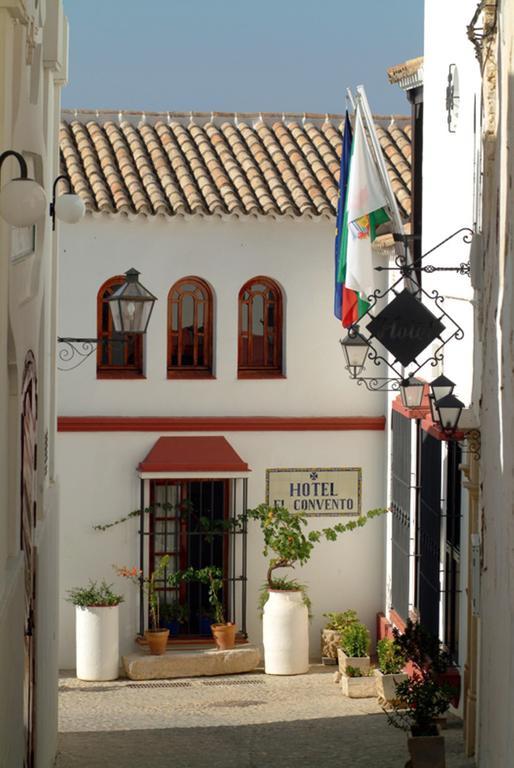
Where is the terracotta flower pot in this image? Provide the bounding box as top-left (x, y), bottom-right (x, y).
top-left (407, 734), bottom-right (445, 768)
top-left (211, 622), bottom-right (236, 650)
top-left (144, 628), bottom-right (169, 655)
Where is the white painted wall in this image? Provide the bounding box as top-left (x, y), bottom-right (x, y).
top-left (421, 0), bottom-right (481, 400)
top-left (0, 2), bottom-right (67, 766)
top-left (58, 214), bottom-right (386, 418)
top-left (476, 2), bottom-right (514, 764)
top-left (58, 427), bottom-right (386, 668)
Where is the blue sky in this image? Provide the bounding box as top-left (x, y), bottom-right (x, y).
top-left (62, 0), bottom-right (423, 116)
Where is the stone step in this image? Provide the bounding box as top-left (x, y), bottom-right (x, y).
top-left (123, 645), bottom-right (261, 681)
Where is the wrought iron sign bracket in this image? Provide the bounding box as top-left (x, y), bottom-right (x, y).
top-left (375, 228), bottom-right (473, 278)
top-left (57, 336), bottom-right (128, 371)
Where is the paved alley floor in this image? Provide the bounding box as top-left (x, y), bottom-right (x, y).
top-left (56, 667), bottom-right (476, 768)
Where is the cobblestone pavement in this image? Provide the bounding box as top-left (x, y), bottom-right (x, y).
top-left (56, 667), bottom-right (476, 768)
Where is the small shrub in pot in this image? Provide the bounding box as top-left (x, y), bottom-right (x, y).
top-left (338, 620), bottom-right (371, 675)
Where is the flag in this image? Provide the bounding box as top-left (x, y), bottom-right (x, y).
top-left (334, 111), bottom-right (359, 326)
top-left (343, 105), bottom-right (389, 302)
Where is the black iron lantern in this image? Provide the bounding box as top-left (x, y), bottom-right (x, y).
top-left (106, 268), bottom-right (157, 334)
top-left (434, 393), bottom-right (465, 433)
top-left (429, 394), bottom-right (439, 424)
top-left (399, 374), bottom-right (425, 409)
top-left (429, 374), bottom-right (455, 402)
top-left (339, 326), bottom-right (369, 377)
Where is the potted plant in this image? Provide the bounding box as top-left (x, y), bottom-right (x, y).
top-left (386, 620), bottom-right (455, 768)
top-left (374, 637), bottom-right (408, 704)
top-left (340, 664), bottom-right (377, 698)
top-left (66, 579), bottom-right (123, 681)
top-left (168, 566), bottom-right (236, 650)
top-left (245, 503), bottom-right (386, 676)
top-left (160, 599), bottom-right (189, 635)
top-left (321, 610), bottom-right (358, 663)
top-left (115, 555), bottom-right (171, 655)
top-left (337, 619), bottom-right (371, 675)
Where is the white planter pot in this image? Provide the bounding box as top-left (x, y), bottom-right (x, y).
top-left (76, 605), bottom-right (120, 681)
top-left (337, 647), bottom-right (371, 675)
top-left (374, 669), bottom-right (408, 702)
top-left (340, 672), bottom-right (377, 698)
top-left (262, 590), bottom-right (309, 675)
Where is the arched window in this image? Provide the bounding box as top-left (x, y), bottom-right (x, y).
top-left (97, 276), bottom-right (144, 378)
top-left (238, 277), bottom-right (283, 377)
top-left (167, 277), bottom-right (213, 378)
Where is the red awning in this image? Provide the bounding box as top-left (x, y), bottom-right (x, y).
top-left (137, 436), bottom-right (250, 477)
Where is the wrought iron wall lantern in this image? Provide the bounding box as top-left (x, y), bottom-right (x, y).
top-left (340, 228), bottom-right (473, 392)
top-left (58, 268), bottom-right (157, 371)
top-left (428, 376), bottom-right (480, 460)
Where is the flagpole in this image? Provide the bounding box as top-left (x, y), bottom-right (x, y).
top-left (355, 85), bottom-right (417, 292)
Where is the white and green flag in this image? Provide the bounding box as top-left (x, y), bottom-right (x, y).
top-left (344, 105), bottom-right (389, 302)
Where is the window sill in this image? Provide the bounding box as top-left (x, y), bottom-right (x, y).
top-left (237, 371), bottom-right (286, 380)
top-left (97, 372), bottom-right (146, 380)
top-left (167, 371), bottom-right (215, 380)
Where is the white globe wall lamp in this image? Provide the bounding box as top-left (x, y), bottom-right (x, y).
top-left (0, 150), bottom-right (47, 227)
top-left (49, 174), bottom-right (85, 230)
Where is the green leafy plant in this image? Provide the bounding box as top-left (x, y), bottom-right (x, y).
top-left (246, 504), bottom-right (386, 588)
top-left (66, 579), bottom-right (124, 608)
top-left (168, 566), bottom-right (226, 625)
top-left (339, 621), bottom-right (370, 658)
top-left (257, 578), bottom-right (311, 616)
top-left (93, 500), bottom-right (193, 531)
top-left (345, 665), bottom-right (374, 678)
top-left (386, 620), bottom-right (454, 736)
top-left (377, 637), bottom-right (407, 675)
top-left (115, 555), bottom-right (170, 630)
top-left (323, 609), bottom-right (359, 633)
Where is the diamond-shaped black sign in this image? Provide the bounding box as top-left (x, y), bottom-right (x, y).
top-left (366, 289), bottom-right (446, 367)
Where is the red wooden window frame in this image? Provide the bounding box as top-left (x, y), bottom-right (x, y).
top-left (238, 276), bottom-right (283, 378)
top-left (167, 277), bottom-right (213, 379)
top-left (97, 275), bottom-right (144, 379)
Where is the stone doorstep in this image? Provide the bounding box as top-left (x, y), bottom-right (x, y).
top-left (123, 644), bottom-right (261, 681)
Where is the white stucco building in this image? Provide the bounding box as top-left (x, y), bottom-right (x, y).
top-left (56, 110), bottom-right (413, 667)
top-left (0, 1), bottom-right (68, 766)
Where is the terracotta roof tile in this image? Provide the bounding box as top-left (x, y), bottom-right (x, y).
top-left (60, 111), bottom-right (412, 221)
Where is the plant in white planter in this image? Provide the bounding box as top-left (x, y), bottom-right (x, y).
top-left (337, 619), bottom-right (371, 675)
top-left (246, 504), bottom-right (385, 676)
top-left (374, 637), bottom-right (408, 704)
top-left (340, 664), bottom-right (377, 698)
top-left (66, 580), bottom-right (123, 681)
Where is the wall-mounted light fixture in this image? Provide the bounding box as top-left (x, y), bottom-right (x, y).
top-left (428, 374), bottom-right (480, 459)
top-left (0, 150), bottom-right (47, 227)
top-left (58, 268), bottom-right (157, 371)
top-left (399, 374), bottom-right (425, 409)
top-left (49, 174), bottom-right (85, 230)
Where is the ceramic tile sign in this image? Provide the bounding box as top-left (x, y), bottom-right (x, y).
top-left (266, 468), bottom-right (361, 517)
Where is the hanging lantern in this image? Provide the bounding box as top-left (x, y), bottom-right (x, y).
top-left (429, 374), bottom-right (455, 402)
top-left (106, 268), bottom-right (157, 334)
top-left (434, 393), bottom-right (465, 434)
top-left (339, 326), bottom-right (369, 377)
top-left (399, 375), bottom-right (425, 409)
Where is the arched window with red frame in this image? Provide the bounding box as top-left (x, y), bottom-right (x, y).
top-left (97, 275), bottom-right (144, 378)
top-left (238, 277), bottom-right (283, 377)
top-left (167, 277), bottom-right (213, 378)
